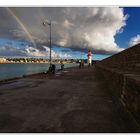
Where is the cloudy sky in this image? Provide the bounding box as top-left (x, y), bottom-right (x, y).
top-left (0, 7), bottom-right (139, 60)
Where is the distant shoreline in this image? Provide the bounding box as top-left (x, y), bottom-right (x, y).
top-left (0, 62), bottom-right (77, 64)
top-left (0, 62), bottom-right (49, 64)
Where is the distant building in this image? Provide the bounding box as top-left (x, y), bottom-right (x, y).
top-left (20, 60), bottom-right (24, 63)
top-left (0, 58), bottom-right (7, 63)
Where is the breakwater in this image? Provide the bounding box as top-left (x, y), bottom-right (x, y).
top-left (95, 44), bottom-right (140, 127)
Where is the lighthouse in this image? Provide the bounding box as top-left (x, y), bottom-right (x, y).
top-left (87, 50), bottom-right (92, 66)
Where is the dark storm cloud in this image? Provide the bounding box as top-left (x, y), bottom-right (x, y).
top-left (0, 45), bottom-right (26, 57)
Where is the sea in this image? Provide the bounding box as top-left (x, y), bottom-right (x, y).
top-left (0, 63), bottom-right (79, 80)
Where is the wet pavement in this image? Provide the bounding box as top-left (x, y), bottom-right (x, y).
top-left (0, 67), bottom-right (138, 132)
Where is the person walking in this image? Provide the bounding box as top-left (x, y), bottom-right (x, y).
top-left (60, 61), bottom-right (64, 71)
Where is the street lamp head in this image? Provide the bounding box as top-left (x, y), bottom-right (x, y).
top-left (42, 19), bottom-right (51, 26)
top-left (42, 22), bottom-right (46, 26)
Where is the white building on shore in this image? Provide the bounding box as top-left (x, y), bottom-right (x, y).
top-left (0, 58), bottom-right (7, 63)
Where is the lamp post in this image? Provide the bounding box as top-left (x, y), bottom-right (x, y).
top-left (42, 19), bottom-right (52, 68)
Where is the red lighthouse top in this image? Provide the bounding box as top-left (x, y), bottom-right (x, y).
top-left (88, 50), bottom-right (92, 57)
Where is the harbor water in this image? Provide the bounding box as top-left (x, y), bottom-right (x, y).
top-left (0, 63), bottom-right (79, 80)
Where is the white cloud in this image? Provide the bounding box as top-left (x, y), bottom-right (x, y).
top-left (25, 45), bottom-right (72, 58)
top-left (129, 34), bottom-right (140, 47)
top-left (0, 7), bottom-right (128, 55)
top-left (0, 44), bottom-right (72, 59)
top-left (63, 19), bottom-right (74, 29)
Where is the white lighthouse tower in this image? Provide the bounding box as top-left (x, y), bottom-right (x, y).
top-left (87, 50), bottom-right (92, 66)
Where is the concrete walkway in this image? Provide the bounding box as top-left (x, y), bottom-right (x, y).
top-left (0, 67), bottom-right (137, 132)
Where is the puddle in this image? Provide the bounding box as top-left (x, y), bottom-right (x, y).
top-left (0, 80), bottom-right (30, 90)
top-left (63, 71), bottom-right (69, 73)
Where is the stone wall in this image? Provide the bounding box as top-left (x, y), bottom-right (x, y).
top-left (95, 44), bottom-right (140, 126)
top-left (97, 44), bottom-right (140, 73)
